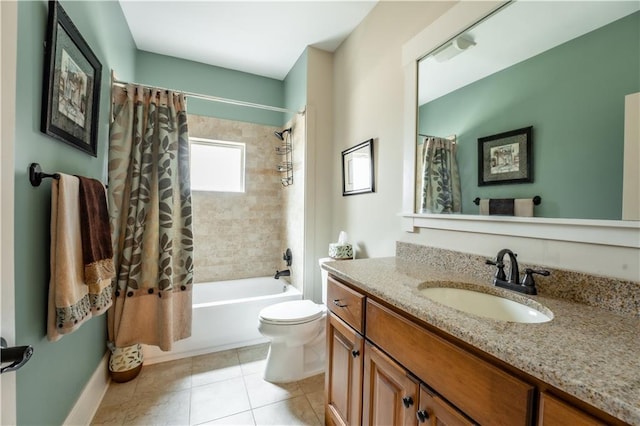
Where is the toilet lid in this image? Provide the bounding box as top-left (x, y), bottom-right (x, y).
top-left (259, 300), bottom-right (325, 324)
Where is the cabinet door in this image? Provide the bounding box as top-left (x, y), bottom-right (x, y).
top-left (416, 384), bottom-right (477, 426)
top-left (326, 312), bottom-right (364, 426)
top-left (362, 342), bottom-right (419, 426)
top-left (538, 393), bottom-right (605, 426)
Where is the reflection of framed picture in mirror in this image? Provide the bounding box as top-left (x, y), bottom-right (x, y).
top-left (342, 139), bottom-right (375, 196)
top-left (41, 0), bottom-right (102, 157)
top-left (478, 126), bottom-right (532, 186)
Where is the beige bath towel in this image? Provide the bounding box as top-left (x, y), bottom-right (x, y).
top-left (47, 174), bottom-right (113, 341)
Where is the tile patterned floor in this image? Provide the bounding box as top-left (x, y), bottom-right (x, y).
top-left (91, 344), bottom-right (325, 425)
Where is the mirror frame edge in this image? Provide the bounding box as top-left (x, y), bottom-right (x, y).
top-left (400, 1), bottom-right (640, 249)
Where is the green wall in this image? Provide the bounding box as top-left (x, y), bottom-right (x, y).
top-left (14, 1), bottom-right (136, 424)
top-left (419, 12), bottom-right (640, 219)
top-left (135, 50), bottom-right (285, 126)
top-left (284, 48), bottom-right (308, 122)
top-left (13, 2), bottom-right (309, 423)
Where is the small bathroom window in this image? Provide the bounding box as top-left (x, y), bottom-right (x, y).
top-left (190, 137), bottom-right (246, 192)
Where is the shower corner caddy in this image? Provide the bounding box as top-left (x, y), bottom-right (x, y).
top-left (276, 142), bottom-right (293, 187)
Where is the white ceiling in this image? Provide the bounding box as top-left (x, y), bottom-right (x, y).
top-left (419, 1), bottom-right (640, 105)
top-left (118, 0), bottom-right (378, 80)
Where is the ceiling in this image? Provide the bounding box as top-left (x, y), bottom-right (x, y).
top-left (419, 1), bottom-right (640, 105)
top-left (118, 0), bottom-right (378, 81)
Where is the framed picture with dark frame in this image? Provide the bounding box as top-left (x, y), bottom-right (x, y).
top-left (342, 139), bottom-right (375, 196)
top-left (478, 126), bottom-right (532, 186)
top-left (41, 0), bottom-right (102, 157)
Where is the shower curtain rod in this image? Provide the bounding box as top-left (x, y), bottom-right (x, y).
top-left (419, 133), bottom-right (457, 142)
top-left (111, 72), bottom-right (300, 115)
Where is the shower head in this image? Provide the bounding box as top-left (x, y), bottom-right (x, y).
top-left (274, 128), bottom-right (292, 141)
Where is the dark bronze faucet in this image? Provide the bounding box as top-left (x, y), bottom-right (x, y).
top-left (274, 269), bottom-right (290, 279)
top-left (486, 249), bottom-right (550, 295)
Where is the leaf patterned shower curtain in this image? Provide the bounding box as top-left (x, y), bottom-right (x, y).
top-left (421, 137), bottom-right (462, 214)
top-left (107, 85), bottom-right (193, 351)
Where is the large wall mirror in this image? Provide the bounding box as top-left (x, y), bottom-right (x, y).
top-left (414, 1), bottom-right (639, 220)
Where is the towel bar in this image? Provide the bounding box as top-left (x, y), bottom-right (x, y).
top-left (29, 163), bottom-right (108, 189)
top-left (29, 163), bottom-right (60, 187)
top-left (473, 196), bottom-right (541, 206)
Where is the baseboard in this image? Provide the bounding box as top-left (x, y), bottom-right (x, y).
top-left (64, 352), bottom-right (110, 426)
top-left (143, 337), bottom-right (269, 365)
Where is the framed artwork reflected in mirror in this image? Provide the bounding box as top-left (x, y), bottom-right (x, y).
top-left (478, 126), bottom-right (533, 186)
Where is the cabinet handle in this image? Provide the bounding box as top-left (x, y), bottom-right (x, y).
top-left (416, 410), bottom-right (430, 423)
top-left (351, 350), bottom-right (360, 358)
top-left (333, 299), bottom-right (348, 308)
top-left (402, 396), bottom-right (414, 408)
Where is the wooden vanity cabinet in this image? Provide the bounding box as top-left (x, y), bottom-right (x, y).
top-left (326, 277), bottom-right (366, 426)
top-left (326, 276), bottom-right (532, 425)
top-left (325, 274), bottom-right (625, 426)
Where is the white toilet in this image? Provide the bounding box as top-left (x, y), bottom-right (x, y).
top-left (257, 258), bottom-right (331, 383)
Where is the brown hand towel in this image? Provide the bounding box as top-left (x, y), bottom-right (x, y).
top-left (77, 176), bottom-right (115, 285)
top-left (488, 198), bottom-right (515, 216)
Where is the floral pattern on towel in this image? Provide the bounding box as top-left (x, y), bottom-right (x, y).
top-left (55, 284), bottom-right (112, 329)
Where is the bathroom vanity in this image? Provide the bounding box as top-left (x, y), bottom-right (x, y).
top-left (323, 253), bottom-right (639, 426)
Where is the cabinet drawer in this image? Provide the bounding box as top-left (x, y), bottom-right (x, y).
top-left (418, 384), bottom-right (476, 426)
top-left (327, 276), bottom-right (365, 333)
top-left (366, 299), bottom-right (534, 426)
top-left (538, 392), bottom-right (604, 426)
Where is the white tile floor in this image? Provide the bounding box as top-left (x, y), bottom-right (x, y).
top-left (91, 343), bottom-right (325, 425)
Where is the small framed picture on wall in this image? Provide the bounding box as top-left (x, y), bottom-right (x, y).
top-left (342, 139), bottom-right (375, 196)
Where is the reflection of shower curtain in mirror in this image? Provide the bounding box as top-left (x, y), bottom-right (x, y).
top-left (421, 137), bottom-right (461, 214)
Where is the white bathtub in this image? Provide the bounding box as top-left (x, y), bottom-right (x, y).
top-left (143, 276), bottom-right (302, 364)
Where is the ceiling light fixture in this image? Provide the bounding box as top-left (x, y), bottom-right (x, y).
top-left (431, 35), bottom-right (476, 63)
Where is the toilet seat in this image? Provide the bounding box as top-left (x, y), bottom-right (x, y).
top-left (259, 300), bottom-right (325, 325)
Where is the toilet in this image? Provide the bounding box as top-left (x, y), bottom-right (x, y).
top-left (257, 258), bottom-right (331, 383)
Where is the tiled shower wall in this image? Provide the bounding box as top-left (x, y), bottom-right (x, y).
top-left (188, 114), bottom-right (285, 283)
top-left (280, 113), bottom-right (306, 292)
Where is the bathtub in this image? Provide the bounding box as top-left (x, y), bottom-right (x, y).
top-left (143, 276), bottom-right (302, 364)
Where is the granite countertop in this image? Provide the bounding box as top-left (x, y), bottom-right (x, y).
top-left (323, 257), bottom-right (640, 425)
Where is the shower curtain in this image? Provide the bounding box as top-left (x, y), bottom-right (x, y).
top-left (420, 136), bottom-right (461, 214)
top-left (107, 85), bottom-right (193, 352)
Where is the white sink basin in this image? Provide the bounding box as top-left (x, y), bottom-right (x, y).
top-left (421, 287), bottom-right (552, 323)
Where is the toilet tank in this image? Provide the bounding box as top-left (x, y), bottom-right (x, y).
top-left (318, 257), bottom-right (332, 305)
